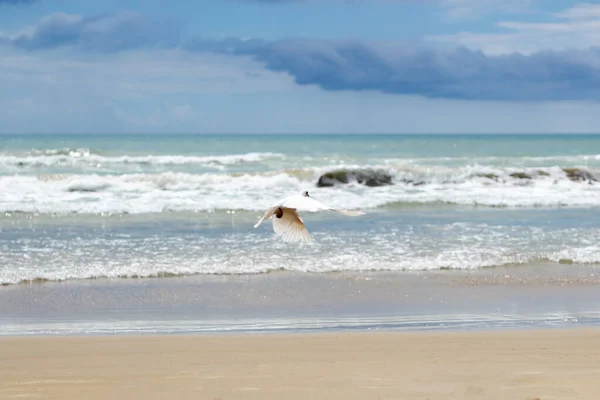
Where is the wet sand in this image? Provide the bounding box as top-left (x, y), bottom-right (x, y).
top-left (1, 328), bottom-right (599, 400)
top-left (2, 266), bottom-right (600, 335)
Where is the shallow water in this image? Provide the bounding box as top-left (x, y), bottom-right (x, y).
top-left (1, 134), bottom-right (600, 284)
top-left (1, 208), bottom-right (599, 284)
top-left (1, 268), bottom-right (599, 335)
top-left (1, 133), bottom-right (600, 335)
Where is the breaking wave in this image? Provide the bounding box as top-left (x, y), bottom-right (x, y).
top-left (0, 163), bottom-right (599, 214)
top-left (2, 243), bottom-right (599, 285)
top-left (0, 150), bottom-right (285, 171)
top-left (2, 222), bottom-right (600, 286)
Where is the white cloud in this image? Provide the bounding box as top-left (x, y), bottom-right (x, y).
top-left (440, 0), bottom-right (536, 20)
top-left (556, 2), bottom-right (600, 20)
top-left (4, 6), bottom-right (600, 133)
top-left (112, 106), bottom-right (163, 128)
top-left (0, 47), bottom-right (295, 97)
top-left (429, 2), bottom-right (600, 54)
top-left (0, 45), bottom-right (295, 132)
top-left (168, 104), bottom-right (194, 121)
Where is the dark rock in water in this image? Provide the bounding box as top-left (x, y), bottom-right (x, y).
top-left (475, 173), bottom-right (499, 181)
top-left (537, 170), bottom-right (550, 177)
top-left (562, 168), bottom-right (597, 183)
top-left (317, 169), bottom-right (393, 187)
top-left (317, 170), bottom-right (351, 186)
top-left (509, 172), bottom-right (531, 179)
top-left (399, 179), bottom-right (426, 186)
top-left (66, 184), bottom-right (110, 192)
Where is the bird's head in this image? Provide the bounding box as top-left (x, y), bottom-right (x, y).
top-left (302, 190), bottom-right (310, 197)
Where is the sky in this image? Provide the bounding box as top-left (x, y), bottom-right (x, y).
top-left (1, 0), bottom-right (600, 133)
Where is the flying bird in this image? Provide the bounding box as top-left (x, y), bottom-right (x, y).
top-left (253, 191), bottom-right (365, 243)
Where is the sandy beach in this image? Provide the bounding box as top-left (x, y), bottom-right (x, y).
top-left (1, 328), bottom-right (599, 400)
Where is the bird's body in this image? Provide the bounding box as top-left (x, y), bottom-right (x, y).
top-left (254, 191), bottom-right (365, 243)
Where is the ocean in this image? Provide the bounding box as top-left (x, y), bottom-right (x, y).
top-left (1, 133), bottom-right (600, 335)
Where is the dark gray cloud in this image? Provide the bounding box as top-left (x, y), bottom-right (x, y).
top-left (8, 11), bottom-right (181, 52)
top-left (0, 0), bottom-right (36, 4)
top-left (4, 11), bottom-right (600, 101)
top-left (238, 0), bottom-right (305, 2)
top-left (235, 0), bottom-right (420, 3)
top-left (187, 37), bottom-right (600, 101)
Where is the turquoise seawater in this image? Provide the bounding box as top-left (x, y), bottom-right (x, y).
top-left (1, 134), bottom-right (600, 284)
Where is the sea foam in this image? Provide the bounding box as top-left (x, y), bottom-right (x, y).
top-left (1, 228), bottom-right (599, 285)
top-left (0, 150), bottom-right (285, 172)
top-left (0, 163), bottom-right (599, 214)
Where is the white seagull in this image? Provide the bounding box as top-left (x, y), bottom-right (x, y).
top-left (254, 191), bottom-right (365, 243)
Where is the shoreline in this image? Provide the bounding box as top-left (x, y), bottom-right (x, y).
top-left (2, 260), bottom-right (598, 285)
top-left (1, 312), bottom-right (596, 337)
top-left (2, 267), bottom-right (600, 336)
top-left (1, 260), bottom-right (600, 287)
top-left (2, 328), bottom-right (599, 400)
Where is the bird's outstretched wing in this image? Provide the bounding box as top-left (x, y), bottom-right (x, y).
top-left (253, 206), bottom-right (277, 228)
top-left (272, 208), bottom-right (311, 243)
top-left (279, 195), bottom-right (366, 216)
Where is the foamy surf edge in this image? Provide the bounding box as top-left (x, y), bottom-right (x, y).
top-left (2, 255), bottom-right (599, 286)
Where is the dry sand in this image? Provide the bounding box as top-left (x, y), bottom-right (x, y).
top-left (1, 328), bottom-right (599, 400)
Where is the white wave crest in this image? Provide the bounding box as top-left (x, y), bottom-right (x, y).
top-left (385, 154), bottom-right (600, 168)
top-left (1, 234), bottom-right (599, 285)
top-left (0, 163), bottom-right (600, 214)
top-left (30, 147), bottom-right (95, 157)
top-left (0, 151), bottom-right (285, 171)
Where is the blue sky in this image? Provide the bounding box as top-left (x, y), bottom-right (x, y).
top-left (1, 0), bottom-right (600, 133)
